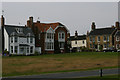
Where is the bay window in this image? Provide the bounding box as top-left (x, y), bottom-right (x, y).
top-left (46, 42), bottom-right (54, 50)
top-left (47, 33), bottom-right (54, 39)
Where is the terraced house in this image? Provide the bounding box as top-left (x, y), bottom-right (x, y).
top-left (27, 16), bottom-right (70, 54)
top-left (87, 22), bottom-right (118, 51)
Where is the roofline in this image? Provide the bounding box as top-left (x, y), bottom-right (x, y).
top-left (54, 25), bottom-right (69, 33)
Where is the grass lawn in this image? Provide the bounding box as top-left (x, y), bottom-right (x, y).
top-left (2, 52), bottom-right (118, 77)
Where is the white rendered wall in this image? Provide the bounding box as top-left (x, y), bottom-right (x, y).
top-left (71, 40), bottom-right (86, 48)
top-left (4, 28), bottom-right (9, 51)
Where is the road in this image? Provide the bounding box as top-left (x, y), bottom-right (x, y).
top-left (2, 68), bottom-right (119, 80)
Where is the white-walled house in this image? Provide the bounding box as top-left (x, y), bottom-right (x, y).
top-left (68, 31), bottom-right (86, 52)
top-left (4, 25), bottom-right (35, 55)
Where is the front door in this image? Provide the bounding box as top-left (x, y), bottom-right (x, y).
top-left (20, 46), bottom-right (26, 54)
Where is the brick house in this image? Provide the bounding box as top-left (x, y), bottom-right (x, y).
top-left (86, 22), bottom-right (117, 51)
top-left (114, 22), bottom-right (120, 49)
top-left (27, 16), bottom-right (70, 54)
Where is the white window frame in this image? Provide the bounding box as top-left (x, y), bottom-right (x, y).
top-left (103, 36), bottom-right (106, 42)
top-left (107, 36), bottom-right (109, 41)
top-left (11, 37), bottom-right (13, 43)
top-left (30, 37), bottom-right (33, 43)
top-left (14, 46), bottom-right (18, 54)
top-left (59, 42), bottom-right (64, 49)
top-left (45, 42), bottom-right (54, 50)
top-left (14, 36), bottom-right (18, 43)
top-left (116, 36), bottom-right (119, 41)
top-left (97, 36), bottom-right (100, 42)
top-left (46, 33), bottom-right (54, 40)
top-left (58, 32), bottom-right (65, 40)
top-left (11, 46), bottom-right (13, 53)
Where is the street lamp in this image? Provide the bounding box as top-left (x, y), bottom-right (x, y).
top-left (97, 64), bottom-right (103, 77)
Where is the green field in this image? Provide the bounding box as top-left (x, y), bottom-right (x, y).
top-left (2, 52), bottom-right (118, 77)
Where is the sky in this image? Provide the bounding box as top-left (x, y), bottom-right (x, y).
top-left (1, 2), bottom-right (118, 36)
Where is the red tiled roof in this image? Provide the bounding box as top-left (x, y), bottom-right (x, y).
top-left (34, 22), bottom-right (61, 32)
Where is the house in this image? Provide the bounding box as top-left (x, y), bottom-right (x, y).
top-left (1, 15), bottom-right (35, 55)
top-left (68, 31), bottom-right (86, 52)
top-left (114, 23), bottom-right (120, 49)
top-left (86, 22), bottom-right (118, 51)
top-left (27, 16), bottom-right (70, 54)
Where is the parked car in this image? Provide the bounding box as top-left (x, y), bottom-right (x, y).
top-left (117, 49), bottom-right (120, 52)
top-left (103, 47), bottom-right (117, 52)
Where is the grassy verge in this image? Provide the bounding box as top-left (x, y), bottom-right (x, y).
top-left (2, 52), bottom-right (118, 77)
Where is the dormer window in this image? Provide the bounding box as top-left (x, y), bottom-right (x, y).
top-left (16, 28), bottom-right (23, 33)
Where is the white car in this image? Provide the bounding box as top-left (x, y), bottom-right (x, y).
top-left (117, 49), bottom-right (120, 52)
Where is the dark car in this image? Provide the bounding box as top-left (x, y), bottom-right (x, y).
top-left (103, 47), bottom-right (117, 52)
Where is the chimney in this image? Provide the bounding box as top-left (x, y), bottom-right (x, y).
top-left (91, 22), bottom-right (96, 31)
top-left (111, 25), bottom-right (115, 28)
top-left (87, 30), bottom-right (89, 36)
top-left (27, 16), bottom-right (33, 28)
top-left (1, 15), bottom-right (5, 52)
top-left (27, 20), bottom-right (30, 27)
top-left (1, 15), bottom-right (5, 27)
top-left (29, 16), bottom-right (33, 23)
top-left (75, 31), bottom-right (78, 37)
top-left (67, 33), bottom-right (70, 38)
top-left (37, 21), bottom-right (40, 23)
top-left (115, 21), bottom-right (119, 29)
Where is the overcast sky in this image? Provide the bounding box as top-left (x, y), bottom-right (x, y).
top-left (1, 2), bottom-right (118, 35)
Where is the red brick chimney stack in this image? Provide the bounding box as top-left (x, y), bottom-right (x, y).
top-left (1, 15), bottom-right (5, 27)
top-left (115, 21), bottom-right (119, 29)
top-left (87, 30), bottom-right (89, 36)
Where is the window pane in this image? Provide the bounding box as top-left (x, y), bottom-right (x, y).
top-left (30, 46), bottom-right (33, 53)
top-left (11, 46), bottom-right (13, 53)
top-left (11, 37), bottom-right (13, 43)
top-left (27, 47), bottom-right (29, 53)
top-left (62, 33), bottom-right (64, 39)
top-left (30, 37), bottom-right (33, 43)
top-left (15, 46), bottom-right (18, 53)
top-left (15, 37), bottom-right (18, 43)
